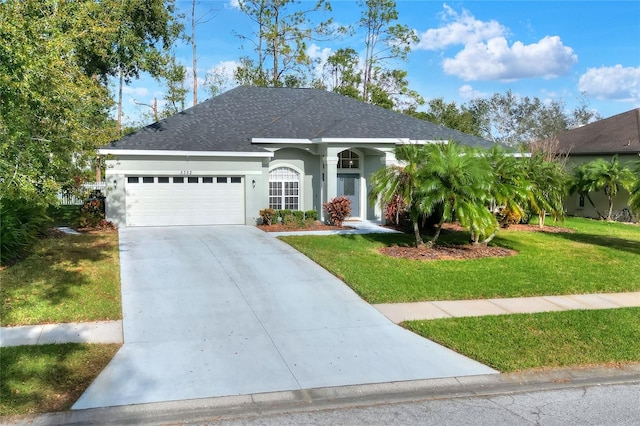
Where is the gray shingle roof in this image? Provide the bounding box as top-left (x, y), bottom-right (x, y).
top-left (556, 108), bottom-right (640, 155)
top-left (104, 86), bottom-right (493, 151)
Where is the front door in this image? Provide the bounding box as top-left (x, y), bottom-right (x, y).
top-left (337, 173), bottom-right (360, 218)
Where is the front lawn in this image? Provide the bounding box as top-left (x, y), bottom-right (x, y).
top-left (404, 308), bottom-right (640, 372)
top-left (280, 218), bottom-right (640, 303)
top-left (0, 231), bottom-right (121, 326)
top-left (0, 343), bottom-right (120, 417)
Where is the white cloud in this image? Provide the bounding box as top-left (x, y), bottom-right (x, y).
top-left (417, 5), bottom-right (577, 82)
top-left (443, 36), bottom-right (577, 81)
top-left (578, 65), bottom-right (640, 102)
top-left (458, 84), bottom-right (487, 100)
top-left (206, 60), bottom-right (240, 80)
top-left (417, 4), bottom-right (506, 50)
top-left (122, 86), bottom-right (150, 97)
top-left (228, 0), bottom-right (240, 10)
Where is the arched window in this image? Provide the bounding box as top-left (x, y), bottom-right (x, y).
top-left (269, 167), bottom-right (300, 210)
top-left (338, 150), bottom-right (360, 169)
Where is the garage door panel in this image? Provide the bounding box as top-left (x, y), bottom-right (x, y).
top-left (125, 177), bottom-right (244, 226)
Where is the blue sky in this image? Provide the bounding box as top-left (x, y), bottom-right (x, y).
top-left (118, 0), bottom-right (640, 127)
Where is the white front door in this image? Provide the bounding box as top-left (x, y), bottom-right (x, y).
top-left (337, 173), bottom-right (360, 218)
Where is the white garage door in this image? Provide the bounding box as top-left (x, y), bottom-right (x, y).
top-left (125, 175), bottom-right (245, 226)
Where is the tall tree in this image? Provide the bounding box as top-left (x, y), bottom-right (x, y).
top-left (191, 0), bottom-right (218, 106)
top-left (406, 98), bottom-right (482, 136)
top-left (160, 56), bottom-right (188, 117)
top-left (73, 0), bottom-right (183, 133)
top-left (467, 91), bottom-right (600, 147)
top-left (359, 0), bottom-right (417, 105)
top-left (323, 48), bottom-right (362, 99)
top-left (235, 0), bottom-right (336, 87)
top-left (0, 0), bottom-right (116, 202)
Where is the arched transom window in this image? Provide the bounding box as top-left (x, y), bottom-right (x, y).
top-left (269, 167), bottom-right (300, 210)
top-left (338, 150), bottom-right (360, 169)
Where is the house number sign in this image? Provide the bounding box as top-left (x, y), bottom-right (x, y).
top-left (179, 170), bottom-right (193, 175)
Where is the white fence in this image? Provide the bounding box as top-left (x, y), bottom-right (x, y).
top-left (58, 182), bottom-right (107, 205)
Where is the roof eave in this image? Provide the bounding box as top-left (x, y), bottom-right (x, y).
top-left (98, 149), bottom-right (274, 158)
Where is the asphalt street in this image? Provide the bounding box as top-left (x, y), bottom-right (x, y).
top-left (213, 382), bottom-right (640, 425)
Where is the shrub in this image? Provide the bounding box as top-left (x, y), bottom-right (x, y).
top-left (304, 210), bottom-right (318, 221)
top-left (259, 208), bottom-right (276, 225)
top-left (496, 206), bottom-right (522, 228)
top-left (282, 210), bottom-right (305, 228)
top-left (384, 194), bottom-right (406, 226)
top-left (278, 209), bottom-right (292, 221)
top-left (1, 198), bottom-right (52, 265)
top-left (78, 199), bottom-right (105, 228)
top-left (323, 196), bottom-right (352, 227)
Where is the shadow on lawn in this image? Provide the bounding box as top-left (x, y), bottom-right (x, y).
top-left (0, 343), bottom-right (119, 416)
top-left (544, 231), bottom-right (640, 256)
top-left (338, 226), bottom-right (483, 247)
top-left (0, 232), bottom-right (117, 324)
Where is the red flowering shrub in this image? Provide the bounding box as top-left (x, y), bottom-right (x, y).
top-left (323, 196), bottom-right (352, 227)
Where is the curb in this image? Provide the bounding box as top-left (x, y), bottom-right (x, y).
top-left (3, 364), bottom-right (639, 426)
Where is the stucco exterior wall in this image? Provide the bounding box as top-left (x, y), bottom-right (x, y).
top-left (104, 154), bottom-right (268, 227)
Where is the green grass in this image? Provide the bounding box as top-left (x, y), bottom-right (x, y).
top-left (0, 343), bottom-right (120, 417)
top-left (280, 218), bottom-right (640, 303)
top-left (0, 232), bottom-right (121, 326)
top-left (403, 308), bottom-right (640, 372)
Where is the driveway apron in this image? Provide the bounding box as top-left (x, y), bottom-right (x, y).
top-left (73, 226), bottom-right (496, 409)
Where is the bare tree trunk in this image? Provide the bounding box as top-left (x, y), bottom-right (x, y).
top-left (412, 219), bottom-right (424, 247)
top-left (538, 210), bottom-right (546, 228)
top-left (607, 197), bottom-right (614, 221)
top-left (428, 220), bottom-right (445, 248)
top-left (117, 68), bottom-right (123, 135)
top-left (585, 193), bottom-right (606, 220)
top-left (272, 5), bottom-right (279, 85)
top-left (192, 0), bottom-right (197, 105)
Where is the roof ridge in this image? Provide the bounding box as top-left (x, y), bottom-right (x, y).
top-left (246, 88), bottom-right (326, 139)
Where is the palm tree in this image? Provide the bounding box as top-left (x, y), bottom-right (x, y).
top-left (585, 156), bottom-right (635, 221)
top-left (524, 154), bottom-right (567, 228)
top-left (568, 162), bottom-right (606, 220)
top-left (369, 144), bottom-right (430, 247)
top-left (419, 142), bottom-right (497, 246)
top-left (628, 161), bottom-right (640, 218)
top-left (482, 146), bottom-right (531, 227)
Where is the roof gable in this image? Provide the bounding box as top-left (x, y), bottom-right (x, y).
top-left (104, 86), bottom-right (493, 152)
top-left (556, 108), bottom-right (640, 155)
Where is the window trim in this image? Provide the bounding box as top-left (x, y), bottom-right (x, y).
top-left (268, 165), bottom-right (303, 211)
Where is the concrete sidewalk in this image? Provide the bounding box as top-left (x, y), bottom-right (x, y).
top-left (0, 321), bottom-right (123, 347)
top-left (2, 292), bottom-right (638, 347)
top-left (374, 292), bottom-right (640, 323)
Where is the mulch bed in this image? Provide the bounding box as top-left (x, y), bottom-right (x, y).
top-left (380, 244), bottom-right (517, 261)
top-left (258, 221), bottom-right (353, 232)
top-left (257, 221), bottom-right (574, 261)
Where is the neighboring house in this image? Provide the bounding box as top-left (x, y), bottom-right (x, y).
top-left (100, 86), bottom-right (492, 227)
top-left (556, 108), bottom-right (640, 218)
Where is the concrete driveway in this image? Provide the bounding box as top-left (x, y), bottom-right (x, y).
top-left (73, 226), bottom-right (495, 409)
